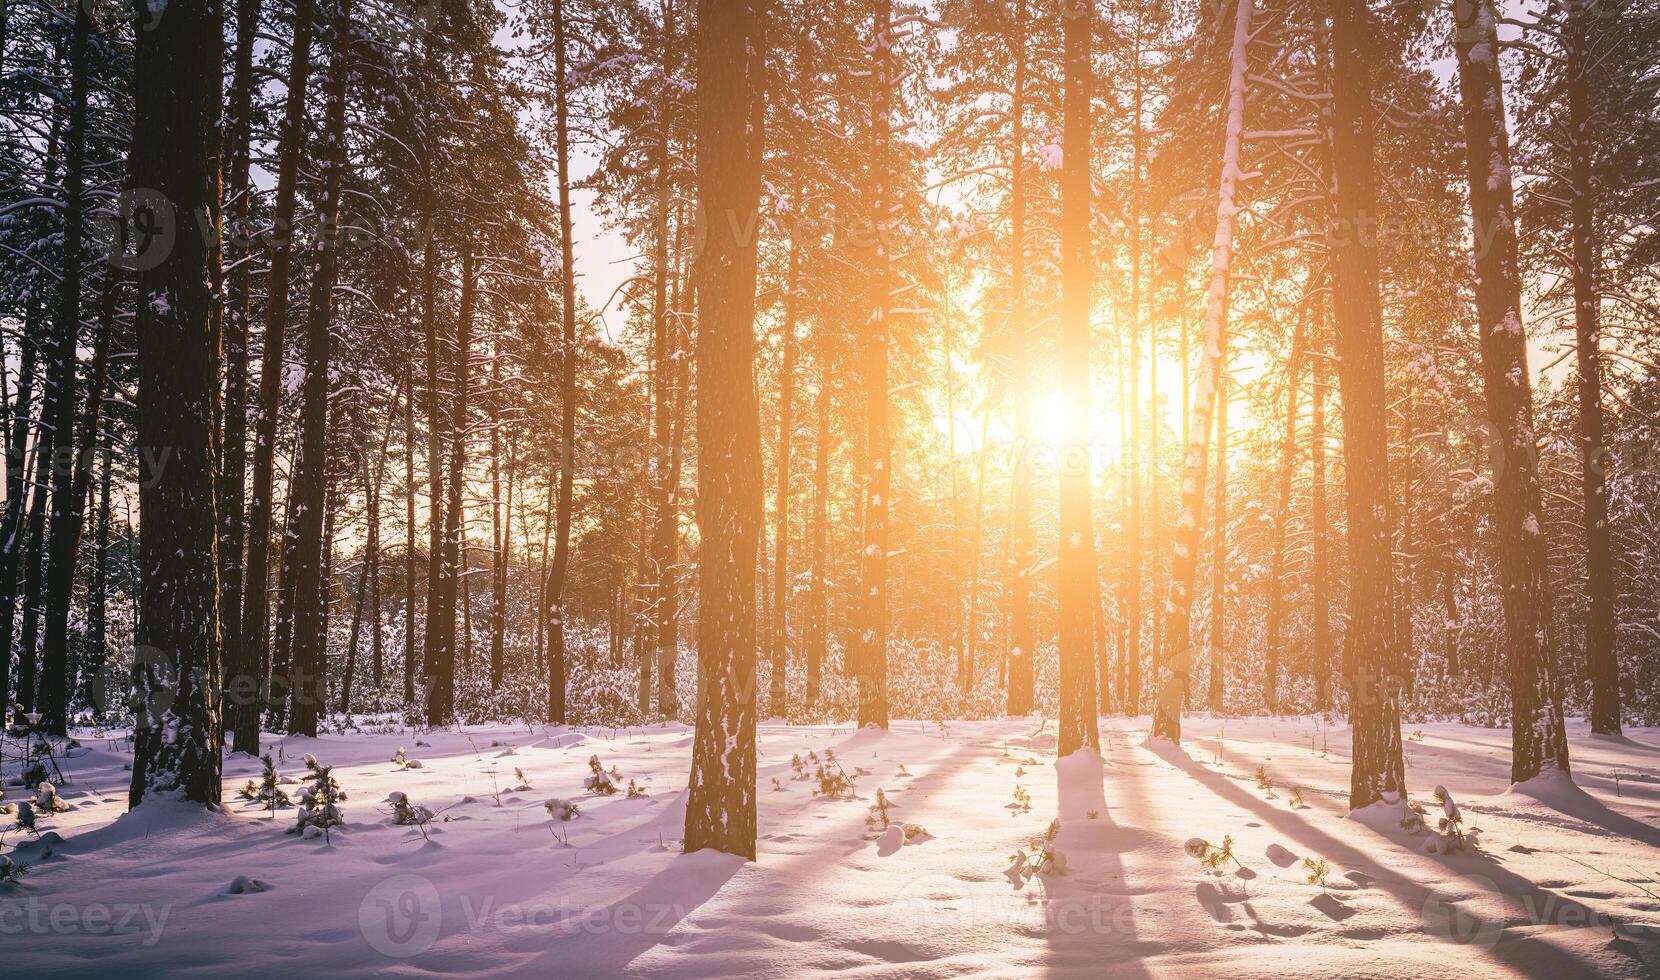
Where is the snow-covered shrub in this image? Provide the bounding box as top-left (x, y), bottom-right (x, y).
top-left (584, 755), bottom-right (620, 795)
top-left (32, 782), bottom-right (68, 813)
top-left (545, 798), bottom-right (580, 821)
top-left (625, 778), bottom-right (647, 798)
top-left (245, 754), bottom-right (293, 812)
top-left (1009, 819), bottom-right (1066, 878)
top-left (0, 854), bottom-right (26, 884)
top-left (289, 755), bottom-right (346, 840)
top-left (1423, 785), bottom-right (1477, 853)
top-left (386, 791), bottom-right (436, 839)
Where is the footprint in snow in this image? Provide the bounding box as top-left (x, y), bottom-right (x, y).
top-left (1265, 843), bottom-right (1298, 868)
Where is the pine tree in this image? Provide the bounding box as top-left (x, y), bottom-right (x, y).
top-left (1328, 0), bottom-right (1405, 808)
top-left (1055, 0), bottom-right (1097, 758)
top-left (128, 0), bottom-right (225, 809)
top-left (1450, 0), bottom-right (1569, 783)
top-left (683, 0), bottom-right (766, 860)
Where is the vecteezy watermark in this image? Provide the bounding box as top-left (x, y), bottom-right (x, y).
top-left (0, 899), bottom-right (171, 946)
top-left (359, 874), bottom-right (443, 958)
top-left (356, 873), bottom-right (702, 959)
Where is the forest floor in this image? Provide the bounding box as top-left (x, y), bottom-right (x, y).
top-left (5, 715), bottom-right (1660, 978)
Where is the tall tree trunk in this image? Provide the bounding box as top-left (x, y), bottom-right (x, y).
top-left (657, 207), bottom-right (689, 717)
top-left (684, 0), bottom-right (766, 860)
top-left (1056, 0), bottom-right (1098, 757)
top-left (770, 184), bottom-right (801, 720)
top-left (1263, 316), bottom-right (1307, 715)
top-left (1150, 0), bottom-right (1250, 743)
top-left (1311, 340), bottom-right (1332, 708)
top-left (963, 397), bottom-right (990, 697)
top-left (17, 354), bottom-right (54, 712)
top-left (1452, 0), bottom-right (1569, 781)
top-left (129, 0), bottom-right (224, 808)
top-left (217, 0), bottom-right (262, 744)
top-left (489, 345), bottom-right (505, 689)
top-left (854, 0), bottom-right (892, 730)
top-left (0, 327), bottom-right (38, 714)
top-left (277, 0), bottom-right (350, 739)
top-left (87, 433), bottom-right (112, 716)
top-left (1566, 0), bottom-right (1618, 735)
top-left (38, 0), bottom-right (93, 734)
top-left (1329, 0), bottom-right (1406, 808)
top-left (1207, 358), bottom-right (1229, 714)
top-left (807, 321), bottom-right (830, 707)
top-left (234, 0), bottom-right (315, 753)
top-left (403, 363), bottom-right (418, 702)
top-left (40, 279), bottom-right (114, 733)
top-left (342, 549), bottom-right (368, 711)
top-left (543, 1), bottom-right (578, 725)
top-left (645, 0), bottom-right (680, 719)
top-left (1126, 40), bottom-right (1144, 716)
top-left (438, 242), bottom-right (474, 715)
top-left (1005, 0), bottom-right (1033, 717)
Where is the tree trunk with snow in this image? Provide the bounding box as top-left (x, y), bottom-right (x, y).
top-left (0, 329), bottom-right (38, 716)
top-left (235, 0), bottom-right (315, 753)
top-left (129, 0), bottom-right (225, 808)
top-left (543, 0), bottom-right (578, 726)
top-left (1451, 0), bottom-right (1570, 781)
top-left (277, 0), bottom-right (351, 739)
top-left (1150, 0), bottom-right (1250, 744)
top-left (1207, 357), bottom-right (1229, 714)
top-left (807, 320), bottom-right (831, 707)
top-left (1329, 0), bottom-right (1405, 808)
top-left (1056, 0), bottom-right (1098, 757)
top-left (855, 0), bottom-right (892, 730)
top-left (1311, 342), bottom-right (1332, 709)
top-left (1263, 316), bottom-right (1307, 716)
top-left (1004, 0), bottom-right (1034, 718)
top-left (38, 0), bottom-right (93, 735)
top-left (684, 0), bottom-right (766, 860)
top-left (216, 0), bottom-right (262, 745)
top-left (1565, 0), bottom-right (1619, 736)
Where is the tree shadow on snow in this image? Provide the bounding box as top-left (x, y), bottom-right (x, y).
top-left (1143, 738), bottom-right (1653, 978)
top-left (1041, 749), bottom-right (1155, 979)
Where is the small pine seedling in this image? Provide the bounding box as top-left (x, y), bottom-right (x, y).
top-left (1185, 835), bottom-right (1242, 873)
top-left (584, 755), bottom-right (618, 795)
top-left (253, 754), bottom-right (293, 814)
top-left (545, 798), bottom-right (580, 822)
top-left (289, 755), bottom-right (347, 841)
top-left (387, 791), bottom-right (436, 840)
top-left (1302, 857), bottom-right (1332, 893)
top-left (867, 788), bottom-right (894, 831)
top-left (1255, 766), bottom-right (1272, 792)
top-left (0, 855), bottom-right (27, 884)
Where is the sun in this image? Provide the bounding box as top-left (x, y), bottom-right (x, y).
top-left (1032, 392), bottom-right (1075, 446)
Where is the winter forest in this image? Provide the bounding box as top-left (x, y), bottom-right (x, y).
top-left (4, 0), bottom-right (1660, 974)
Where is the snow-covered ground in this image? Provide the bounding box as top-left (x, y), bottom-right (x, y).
top-left (5, 716), bottom-right (1660, 978)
